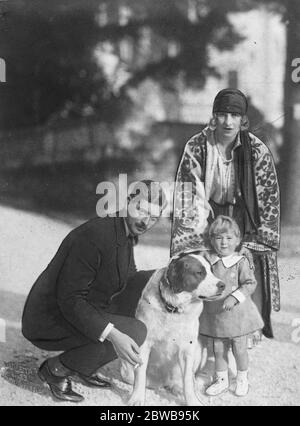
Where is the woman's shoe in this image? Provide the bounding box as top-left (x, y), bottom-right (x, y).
top-left (38, 360), bottom-right (84, 403)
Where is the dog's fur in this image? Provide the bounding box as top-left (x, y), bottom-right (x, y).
top-left (120, 253), bottom-right (224, 406)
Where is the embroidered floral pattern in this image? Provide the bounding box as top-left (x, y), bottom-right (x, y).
top-left (267, 251), bottom-right (280, 312)
top-left (251, 139), bottom-right (280, 250)
top-left (171, 133), bottom-right (208, 256)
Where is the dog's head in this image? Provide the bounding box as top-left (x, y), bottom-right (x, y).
top-left (166, 252), bottom-right (225, 301)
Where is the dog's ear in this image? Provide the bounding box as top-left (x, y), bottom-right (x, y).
top-left (167, 259), bottom-right (185, 293)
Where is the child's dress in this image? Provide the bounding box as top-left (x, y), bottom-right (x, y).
top-left (199, 253), bottom-right (264, 338)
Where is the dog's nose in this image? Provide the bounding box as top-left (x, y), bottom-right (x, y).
top-left (217, 281), bottom-right (225, 292)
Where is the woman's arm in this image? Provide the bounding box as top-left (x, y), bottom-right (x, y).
top-left (249, 135), bottom-right (280, 250)
top-left (171, 133), bottom-right (210, 257)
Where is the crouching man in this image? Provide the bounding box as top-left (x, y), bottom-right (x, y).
top-left (22, 180), bottom-right (166, 402)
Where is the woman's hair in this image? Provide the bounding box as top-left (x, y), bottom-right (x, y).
top-left (208, 113), bottom-right (250, 131)
top-left (209, 215), bottom-right (241, 239)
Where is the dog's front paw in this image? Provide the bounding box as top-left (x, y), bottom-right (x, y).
top-left (186, 393), bottom-right (208, 407)
top-left (164, 384), bottom-right (182, 397)
top-left (127, 392), bottom-right (145, 406)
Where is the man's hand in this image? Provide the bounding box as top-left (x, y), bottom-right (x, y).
top-left (223, 295), bottom-right (238, 311)
top-left (107, 328), bottom-right (143, 367)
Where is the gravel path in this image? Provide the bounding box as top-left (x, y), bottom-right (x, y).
top-left (0, 206), bottom-right (299, 406)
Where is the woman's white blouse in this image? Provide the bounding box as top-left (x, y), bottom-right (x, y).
top-left (210, 143), bottom-right (236, 205)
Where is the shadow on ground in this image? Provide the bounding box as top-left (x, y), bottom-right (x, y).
top-left (0, 290), bottom-right (52, 398)
top-left (1, 287), bottom-right (298, 406)
top-left (0, 289), bottom-right (182, 405)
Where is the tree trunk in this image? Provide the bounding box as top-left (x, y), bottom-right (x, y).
top-left (281, 0), bottom-right (300, 225)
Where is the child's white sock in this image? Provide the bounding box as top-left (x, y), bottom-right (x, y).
top-left (235, 370), bottom-right (249, 397)
top-left (237, 370), bottom-right (248, 379)
top-left (216, 370), bottom-right (229, 381)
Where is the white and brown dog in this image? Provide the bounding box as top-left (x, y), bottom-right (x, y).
top-left (120, 252), bottom-right (225, 406)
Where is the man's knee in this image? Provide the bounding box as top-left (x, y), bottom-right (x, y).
top-left (103, 313), bottom-right (148, 346)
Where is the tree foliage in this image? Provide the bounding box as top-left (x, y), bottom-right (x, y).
top-left (97, 0), bottom-right (248, 90)
top-left (0, 0), bottom-right (254, 130)
top-left (0, 0), bottom-right (289, 131)
top-left (0, 0), bottom-right (128, 130)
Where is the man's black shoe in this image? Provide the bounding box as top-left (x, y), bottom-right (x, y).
top-left (38, 360), bottom-right (84, 403)
top-left (76, 372), bottom-right (111, 388)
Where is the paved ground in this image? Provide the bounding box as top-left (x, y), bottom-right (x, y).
top-left (0, 206), bottom-right (299, 406)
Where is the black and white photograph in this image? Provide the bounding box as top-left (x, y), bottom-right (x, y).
top-left (0, 0), bottom-right (299, 407)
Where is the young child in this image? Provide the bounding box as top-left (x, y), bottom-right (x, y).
top-left (200, 215), bottom-right (264, 397)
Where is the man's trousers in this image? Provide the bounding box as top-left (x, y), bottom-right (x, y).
top-left (27, 270), bottom-right (154, 376)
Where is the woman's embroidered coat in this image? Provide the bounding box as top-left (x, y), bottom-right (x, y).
top-left (171, 127), bottom-right (280, 312)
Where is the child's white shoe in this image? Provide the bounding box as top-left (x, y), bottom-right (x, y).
top-left (206, 371), bottom-right (229, 396)
top-left (235, 370), bottom-right (249, 397)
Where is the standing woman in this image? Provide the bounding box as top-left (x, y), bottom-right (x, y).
top-left (171, 89), bottom-right (280, 339)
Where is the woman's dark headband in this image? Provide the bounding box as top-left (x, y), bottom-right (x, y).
top-left (213, 89), bottom-right (248, 116)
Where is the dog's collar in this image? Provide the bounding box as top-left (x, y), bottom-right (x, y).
top-left (159, 275), bottom-right (184, 314)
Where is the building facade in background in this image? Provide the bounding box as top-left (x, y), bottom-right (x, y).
top-left (94, 3), bottom-right (285, 169)
top-left (1, 4), bottom-right (285, 174)
top-left (180, 9), bottom-right (286, 128)
top-left (96, 3), bottom-right (286, 129)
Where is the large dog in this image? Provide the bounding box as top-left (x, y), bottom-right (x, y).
top-left (120, 253), bottom-right (225, 406)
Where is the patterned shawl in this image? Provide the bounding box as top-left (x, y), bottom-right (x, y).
top-left (171, 127), bottom-right (280, 257)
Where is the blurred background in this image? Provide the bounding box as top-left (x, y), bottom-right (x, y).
top-left (1, 1), bottom-right (300, 406)
top-left (0, 0), bottom-right (300, 249)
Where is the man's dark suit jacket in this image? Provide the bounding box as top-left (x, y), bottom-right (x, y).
top-left (22, 217), bottom-right (138, 344)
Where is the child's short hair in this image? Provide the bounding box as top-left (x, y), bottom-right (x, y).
top-left (209, 215), bottom-right (241, 239)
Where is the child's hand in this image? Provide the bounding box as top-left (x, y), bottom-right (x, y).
top-left (223, 295), bottom-right (238, 311)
